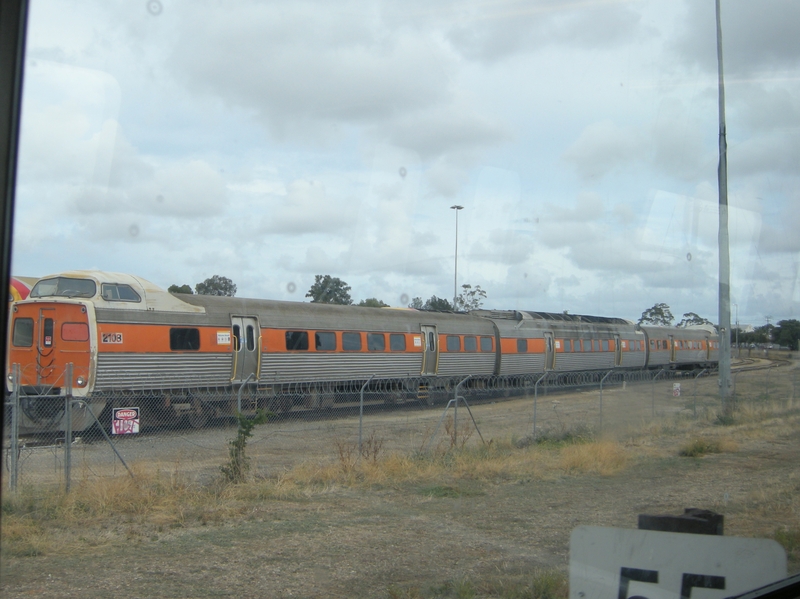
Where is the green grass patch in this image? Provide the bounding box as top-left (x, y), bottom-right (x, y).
top-left (774, 527), bottom-right (800, 562)
top-left (678, 437), bottom-right (736, 457)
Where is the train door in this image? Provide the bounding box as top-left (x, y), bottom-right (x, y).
top-left (614, 334), bottom-right (622, 366)
top-left (231, 316), bottom-right (261, 382)
top-left (669, 335), bottom-right (676, 362)
top-left (420, 325), bottom-right (438, 375)
top-left (544, 332), bottom-right (555, 370)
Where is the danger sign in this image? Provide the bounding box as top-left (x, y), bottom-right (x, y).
top-left (112, 406), bottom-right (140, 435)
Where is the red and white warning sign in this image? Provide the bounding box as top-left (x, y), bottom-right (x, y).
top-left (112, 407), bottom-right (140, 435)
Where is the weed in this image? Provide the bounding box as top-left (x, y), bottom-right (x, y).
top-left (678, 437), bottom-right (737, 457)
top-left (516, 423), bottom-right (594, 448)
top-left (220, 410), bottom-right (271, 483)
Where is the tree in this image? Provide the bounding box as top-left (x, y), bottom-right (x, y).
top-left (408, 297), bottom-right (425, 309)
top-left (775, 319), bottom-right (800, 350)
top-left (407, 295), bottom-right (454, 311)
top-left (306, 275), bottom-right (352, 305)
top-left (195, 275), bottom-right (237, 296)
top-left (677, 312), bottom-right (712, 328)
top-left (424, 296), bottom-right (454, 311)
top-left (168, 284), bottom-right (193, 294)
top-left (638, 303), bottom-right (674, 326)
top-left (455, 284), bottom-right (487, 311)
top-left (358, 298), bottom-right (389, 308)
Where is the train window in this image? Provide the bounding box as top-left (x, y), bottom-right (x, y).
top-left (285, 331), bottom-right (309, 351)
top-left (367, 333), bottom-right (385, 351)
top-left (61, 323), bottom-right (89, 342)
top-left (563, 340), bottom-right (571, 353)
top-left (315, 332), bottom-right (336, 351)
top-left (428, 332), bottom-right (436, 351)
top-left (232, 325), bottom-right (241, 351)
top-left (592, 339), bottom-right (600, 352)
top-left (170, 328), bottom-right (200, 351)
top-left (100, 283), bottom-right (141, 302)
top-left (342, 332), bottom-right (362, 351)
top-left (602, 340), bottom-right (609, 352)
top-left (389, 334), bottom-right (406, 351)
top-left (480, 337), bottom-right (493, 352)
top-left (447, 336), bottom-right (461, 352)
top-left (31, 277), bottom-right (96, 298)
top-left (42, 318), bottom-right (54, 347)
top-left (246, 325), bottom-right (256, 351)
top-left (12, 318), bottom-right (33, 347)
top-left (464, 336), bottom-right (477, 352)
top-left (516, 338), bottom-right (527, 353)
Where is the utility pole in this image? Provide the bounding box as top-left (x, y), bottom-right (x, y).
top-left (450, 205), bottom-right (463, 310)
top-left (716, 0), bottom-right (732, 414)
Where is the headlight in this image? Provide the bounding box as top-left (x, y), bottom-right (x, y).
top-left (76, 376), bottom-right (86, 387)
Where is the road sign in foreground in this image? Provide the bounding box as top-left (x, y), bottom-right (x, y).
top-left (570, 526), bottom-right (786, 599)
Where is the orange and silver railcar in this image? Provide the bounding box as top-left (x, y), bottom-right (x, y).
top-left (6, 270), bottom-right (719, 434)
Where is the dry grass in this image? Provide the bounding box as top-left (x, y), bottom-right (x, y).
top-left (387, 568), bottom-right (569, 599)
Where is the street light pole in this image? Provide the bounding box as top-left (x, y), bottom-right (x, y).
top-left (733, 303), bottom-right (739, 359)
top-left (450, 205), bottom-right (463, 309)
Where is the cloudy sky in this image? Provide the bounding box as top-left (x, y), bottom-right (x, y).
top-left (11, 0), bottom-right (800, 326)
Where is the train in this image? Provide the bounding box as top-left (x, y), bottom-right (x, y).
top-left (5, 270), bottom-right (719, 434)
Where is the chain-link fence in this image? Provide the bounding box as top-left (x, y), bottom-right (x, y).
top-left (3, 359), bottom-right (796, 492)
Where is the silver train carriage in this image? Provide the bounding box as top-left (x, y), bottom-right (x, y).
top-left (6, 271), bottom-right (719, 433)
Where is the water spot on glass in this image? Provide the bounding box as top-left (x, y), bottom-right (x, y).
top-left (129, 224), bottom-right (140, 237)
top-left (400, 293), bottom-right (409, 305)
top-left (287, 282), bottom-right (296, 293)
top-left (398, 167), bottom-right (407, 179)
top-left (147, 0), bottom-right (163, 15)
top-left (156, 194), bottom-right (164, 203)
top-left (686, 252), bottom-right (692, 261)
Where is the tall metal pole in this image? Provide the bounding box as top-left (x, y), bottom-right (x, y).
top-left (733, 303), bottom-right (739, 359)
top-left (450, 205), bottom-right (463, 309)
top-left (716, 0), bottom-right (732, 413)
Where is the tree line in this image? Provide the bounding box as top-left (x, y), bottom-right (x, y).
top-left (638, 303), bottom-right (800, 351)
top-left (169, 274), bottom-right (487, 311)
top-left (167, 281), bottom-right (800, 350)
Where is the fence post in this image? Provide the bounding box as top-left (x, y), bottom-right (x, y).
top-left (652, 369), bottom-right (665, 418)
top-left (599, 370), bottom-right (614, 433)
top-left (9, 363), bottom-right (19, 492)
top-left (693, 368), bottom-right (708, 420)
top-left (765, 364), bottom-right (772, 401)
top-left (237, 372), bottom-right (255, 414)
top-left (64, 363), bottom-right (73, 492)
top-left (532, 372), bottom-right (548, 440)
top-left (358, 375), bottom-right (375, 455)
top-left (453, 376), bottom-right (472, 447)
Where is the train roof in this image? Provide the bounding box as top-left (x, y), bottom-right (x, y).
top-left (470, 309), bottom-right (633, 325)
top-left (30, 270), bottom-right (205, 313)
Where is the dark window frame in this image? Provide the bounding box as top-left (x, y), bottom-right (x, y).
top-left (479, 336), bottom-right (493, 352)
top-left (516, 338), bottom-right (527, 353)
top-left (170, 328), bottom-right (201, 351)
top-left (100, 283), bottom-right (142, 302)
top-left (367, 333), bottom-right (386, 351)
top-left (389, 333), bottom-right (406, 351)
top-left (285, 330), bottom-right (309, 351)
top-left (446, 335), bottom-right (461, 352)
top-left (12, 317), bottom-right (33, 347)
top-left (315, 331), bottom-right (337, 351)
top-left (342, 332), bottom-right (362, 351)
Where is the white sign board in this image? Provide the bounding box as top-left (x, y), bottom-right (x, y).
top-left (570, 526), bottom-right (786, 599)
top-left (673, 383), bottom-right (681, 397)
top-left (112, 407), bottom-right (140, 435)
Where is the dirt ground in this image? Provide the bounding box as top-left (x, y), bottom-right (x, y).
top-left (2, 364), bottom-right (798, 598)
